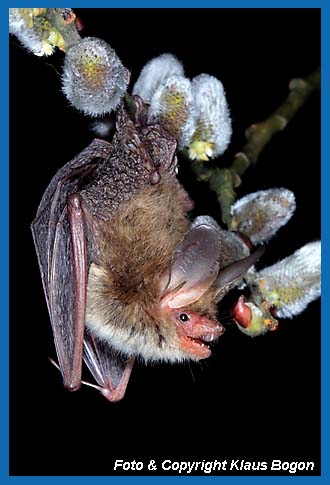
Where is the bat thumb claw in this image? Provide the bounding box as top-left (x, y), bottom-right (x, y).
top-left (48, 357), bottom-right (60, 372)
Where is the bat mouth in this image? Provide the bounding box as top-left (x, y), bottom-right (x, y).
top-left (180, 328), bottom-right (225, 359)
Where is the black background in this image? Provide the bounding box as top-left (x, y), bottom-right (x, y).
top-left (10, 8), bottom-right (320, 476)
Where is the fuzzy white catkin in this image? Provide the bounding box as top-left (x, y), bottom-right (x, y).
top-left (231, 188), bottom-right (296, 245)
top-left (62, 37), bottom-right (129, 117)
top-left (149, 75), bottom-right (196, 148)
top-left (9, 8), bottom-right (54, 56)
top-left (9, 8), bottom-right (28, 34)
top-left (256, 241), bottom-right (321, 318)
top-left (132, 53), bottom-right (184, 102)
top-left (190, 74), bottom-right (232, 158)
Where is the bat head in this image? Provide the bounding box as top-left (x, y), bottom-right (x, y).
top-left (155, 230), bottom-right (265, 360)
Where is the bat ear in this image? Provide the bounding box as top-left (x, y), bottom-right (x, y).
top-left (215, 245), bottom-right (265, 294)
top-left (160, 216), bottom-right (221, 309)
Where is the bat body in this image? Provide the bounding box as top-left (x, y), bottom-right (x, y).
top-left (32, 98), bottom-right (262, 402)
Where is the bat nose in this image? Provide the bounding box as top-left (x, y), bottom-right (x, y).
top-left (201, 325), bottom-right (225, 341)
top-left (198, 317), bottom-right (225, 340)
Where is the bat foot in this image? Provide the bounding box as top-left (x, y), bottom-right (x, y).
top-left (80, 380), bottom-right (123, 402)
top-left (100, 387), bottom-right (125, 403)
top-left (81, 357), bottom-right (135, 402)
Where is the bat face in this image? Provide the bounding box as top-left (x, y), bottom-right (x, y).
top-left (32, 98), bottom-right (261, 401)
top-left (159, 306), bottom-right (225, 360)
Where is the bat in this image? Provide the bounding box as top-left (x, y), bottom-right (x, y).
top-left (31, 96), bottom-right (264, 402)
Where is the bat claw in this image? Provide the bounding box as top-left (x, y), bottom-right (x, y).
top-left (49, 357), bottom-right (61, 372)
top-left (81, 379), bottom-right (121, 402)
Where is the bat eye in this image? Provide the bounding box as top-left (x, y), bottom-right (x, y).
top-left (179, 313), bottom-right (190, 323)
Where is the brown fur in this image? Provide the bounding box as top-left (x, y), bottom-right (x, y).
top-left (94, 173), bottom-right (220, 316)
top-left (96, 173), bottom-right (191, 305)
top-left (85, 172), bottom-right (221, 362)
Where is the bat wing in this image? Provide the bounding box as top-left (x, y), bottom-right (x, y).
top-left (31, 139), bottom-right (119, 391)
top-left (83, 330), bottom-right (135, 402)
top-left (31, 139), bottom-right (112, 313)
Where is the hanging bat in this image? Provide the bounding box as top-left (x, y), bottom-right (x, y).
top-left (31, 97), bottom-right (264, 402)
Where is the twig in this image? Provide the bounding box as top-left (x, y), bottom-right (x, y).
top-left (190, 67), bottom-right (320, 227)
top-left (44, 8), bottom-right (81, 51)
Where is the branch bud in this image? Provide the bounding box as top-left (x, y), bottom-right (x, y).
top-left (233, 295), bottom-right (279, 337)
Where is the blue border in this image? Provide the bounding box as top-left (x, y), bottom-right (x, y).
top-left (2, 0), bottom-right (328, 8)
top-left (320, 1), bottom-right (329, 482)
top-left (1, 1), bottom-right (9, 480)
top-left (3, 1), bottom-right (327, 484)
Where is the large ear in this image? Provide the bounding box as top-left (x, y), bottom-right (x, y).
top-left (161, 216), bottom-right (221, 309)
top-left (215, 245), bottom-right (265, 295)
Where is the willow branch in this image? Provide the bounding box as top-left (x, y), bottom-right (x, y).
top-left (190, 67), bottom-right (320, 228)
top-left (45, 8), bottom-right (81, 51)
